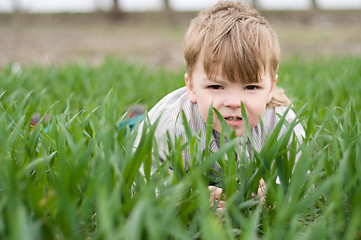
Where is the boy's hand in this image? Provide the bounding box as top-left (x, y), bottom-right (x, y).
top-left (208, 178), bottom-right (266, 213)
top-left (208, 186), bottom-right (226, 213)
top-left (251, 178), bottom-right (266, 205)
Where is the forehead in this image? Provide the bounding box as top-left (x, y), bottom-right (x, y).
top-left (193, 53), bottom-right (268, 84)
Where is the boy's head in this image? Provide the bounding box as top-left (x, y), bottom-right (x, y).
top-left (183, 1), bottom-right (290, 136)
top-left (184, 1), bottom-right (280, 84)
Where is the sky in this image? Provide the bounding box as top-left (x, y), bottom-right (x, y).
top-left (0, 0), bottom-right (360, 12)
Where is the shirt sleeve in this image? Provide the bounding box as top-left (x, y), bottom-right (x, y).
top-left (133, 106), bottom-right (174, 176)
top-left (276, 106), bottom-right (305, 145)
top-left (133, 88), bottom-right (190, 176)
top-left (274, 106), bottom-right (305, 163)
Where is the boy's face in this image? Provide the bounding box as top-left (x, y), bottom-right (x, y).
top-left (185, 57), bottom-right (277, 137)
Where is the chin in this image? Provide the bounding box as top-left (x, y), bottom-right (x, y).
top-left (235, 130), bottom-right (246, 137)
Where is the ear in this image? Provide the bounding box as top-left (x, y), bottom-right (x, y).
top-left (268, 74), bottom-right (278, 103)
top-left (185, 73), bottom-right (197, 103)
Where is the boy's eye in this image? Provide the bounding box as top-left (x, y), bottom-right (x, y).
top-left (245, 85), bottom-right (258, 90)
top-left (209, 85), bottom-right (222, 90)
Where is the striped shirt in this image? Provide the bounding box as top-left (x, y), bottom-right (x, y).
top-left (135, 87), bottom-right (305, 174)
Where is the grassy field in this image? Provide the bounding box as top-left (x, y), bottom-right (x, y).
top-left (0, 56), bottom-right (360, 239)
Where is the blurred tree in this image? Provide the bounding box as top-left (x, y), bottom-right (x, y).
top-left (164, 0), bottom-right (171, 11)
top-left (311, 0), bottom-right (319, 9)
top-left (112, 0), bottom-right (121, 13)
top-left (110, 0), bottom-right (123, 18)
top-left (249, 0), bottom-right (259, 9)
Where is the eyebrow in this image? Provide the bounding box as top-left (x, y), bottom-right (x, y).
top-left (202, 77), bottom-right (227, 84)
top-left (201, 76), bottom-right (267, 84)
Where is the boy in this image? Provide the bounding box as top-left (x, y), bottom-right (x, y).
top-left (135, 1), bottom-right (304, 211)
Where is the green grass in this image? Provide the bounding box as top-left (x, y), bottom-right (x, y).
top-left (0, 56), bottom-right (360, 239)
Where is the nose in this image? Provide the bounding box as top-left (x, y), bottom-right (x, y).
top-left (223, 90), bottom-right (242, 108)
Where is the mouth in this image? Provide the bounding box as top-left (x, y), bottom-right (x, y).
top-left (224, 116), bottom-right (242, 121)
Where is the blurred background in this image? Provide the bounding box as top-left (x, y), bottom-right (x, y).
top-left (0, 0), bottom-right (360, 69)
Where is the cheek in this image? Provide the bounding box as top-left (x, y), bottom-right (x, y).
top-left (198, 99), bottom-right (212, 117)
top-left (196, 95), bottom-right (218, 122)
top-left (251, 101), bottom-right (268, 115)
top-left (196, 93), bottom-right (214, 108)
top-left (244, 96), bottom-right (268, 122)
top-left (201, 95), bottom-right (222, 110)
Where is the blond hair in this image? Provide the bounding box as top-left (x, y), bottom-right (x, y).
top-left (184, 1), bottom-right (290, 107)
